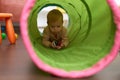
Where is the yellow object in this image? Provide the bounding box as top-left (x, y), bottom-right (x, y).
top-left (56, 7), bottom-right (66, 13)
top-left (15, 33), bottom-right (18, 39)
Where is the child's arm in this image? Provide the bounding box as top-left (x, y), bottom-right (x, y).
top-left (42, 27), bottom-right (51, 47)
top-left (61, 27), bottom-right (69, 47)
top-left (42, 38), bottom-right (51, 47)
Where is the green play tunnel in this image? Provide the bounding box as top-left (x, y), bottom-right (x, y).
top-left (20, 0), bottom-right (119, 78)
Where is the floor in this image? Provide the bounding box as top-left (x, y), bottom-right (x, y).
top-left (0, 33), bottom-right (120, 80)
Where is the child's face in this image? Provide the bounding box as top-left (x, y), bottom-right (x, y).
top-left (49, 20), bottom-right (63, 33)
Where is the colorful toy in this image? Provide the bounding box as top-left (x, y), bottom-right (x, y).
top-left (0, 13), bottom-right (16, 44)
top-left (15, 33), bottom-right (18, 39)
top-left (20, 0), bottom-right (120, 78)
top-left (1, 33), bottom-right (6, 39)
top-left (1, 26), bottom-right (6, 32)
top-left (0, 24), bottom-right (2, 44)
top-left (53, 40), bottom-right (61, 47)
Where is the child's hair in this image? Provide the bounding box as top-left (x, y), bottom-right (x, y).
top-left (47, 9), bottom-right (63, 23)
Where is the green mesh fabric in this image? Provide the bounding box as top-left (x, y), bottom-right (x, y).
top-left (28, 0), bottom-right (116, 71)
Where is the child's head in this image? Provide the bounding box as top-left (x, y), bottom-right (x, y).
top-left (47, 9), bottom-right (63, 33)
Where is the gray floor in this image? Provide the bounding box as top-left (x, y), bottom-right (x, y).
top-left (0, 35), bottom-right (120, 80)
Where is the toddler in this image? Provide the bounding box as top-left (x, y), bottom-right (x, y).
top-left (42, 9), bottom-right (69, 49)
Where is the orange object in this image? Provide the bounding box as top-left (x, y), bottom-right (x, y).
top-left (5, 18), bottom-right (16, 44)
top-left (0, 13), bottom-right (13, 18)
top-left (0, 13), bottom-right (16, 44)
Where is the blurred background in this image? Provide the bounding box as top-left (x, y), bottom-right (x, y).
top-left (0, 0), bottom-right (26, 33)
top-left (0, 0), bottom-right (69, 34)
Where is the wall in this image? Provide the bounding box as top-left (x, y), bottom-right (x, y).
top-left (0, 0), bottom-right (26, 22)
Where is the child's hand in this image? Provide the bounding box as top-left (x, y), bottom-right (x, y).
top-left (60, 43), bottom-right (65, 47)
top-left (56, 43), bottom-right (65, 49)
top-left (51, 41), bottom-right (56, 48)
top-left (51, 41), bottom-right (60, 49)
top-left (51, 41), bottom-right (65, 49)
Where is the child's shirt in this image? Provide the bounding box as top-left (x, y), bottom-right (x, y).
top-left (42, 26), bottom-right (69, 47)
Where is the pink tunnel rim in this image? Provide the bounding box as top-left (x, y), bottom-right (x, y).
top-left (20, 0), bottom-right (120, 78)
